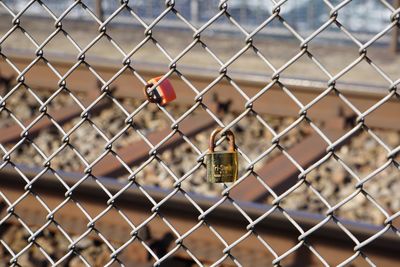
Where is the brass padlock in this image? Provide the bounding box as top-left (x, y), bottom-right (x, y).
top-left (206, 128), bottom-right (238, 183)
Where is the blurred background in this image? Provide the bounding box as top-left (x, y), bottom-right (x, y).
top-left (0, 0), bottom-right (399, 266)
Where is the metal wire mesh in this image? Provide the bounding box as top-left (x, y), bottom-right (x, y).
top-left (0, 0), bottom-right (399, 266)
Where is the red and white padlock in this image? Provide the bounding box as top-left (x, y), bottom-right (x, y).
top-left (144, 76), bottom-right (176, 106)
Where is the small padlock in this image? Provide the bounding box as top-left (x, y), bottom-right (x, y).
top-left (206, 127), bottom-right (238, 183)
top-left (144, 76), bottom-right (176, 106)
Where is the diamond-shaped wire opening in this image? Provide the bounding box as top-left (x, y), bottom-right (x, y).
top-left (227, 47), bottom-right (274, 82)
top-left (250, 84), bottom-right (302, 118)
top-left (305, 23), bottom-right (362, 73)
top-left (283, 0), bottom-right (333, 37)
top-left (125, 35), bottom-right (172, 66)
top-left (201, 200), bottom-right (251, 244)
top-left (278, 177), bottom-right (329, 214)
top-left (0, 223), bottom-right (26, 263)
top-left (0, 24), bottom-right (40, 55)
top-left (228, 233), bottom-right (276, 265)
top-left (23, 58), bottom-right (61, 91)
top-left (6, 139), bottom-right (49, 168)
top-left (178, 221), bottom-right (227, 264)
top-left (132, 158), bottom-right (175, 190)
top-left (163, 107), bottom-right (214, 149)
top-left (90, 99), bottom-right (129, 140)
top-left (66, 119), bottom-right (108, 165)
top-left (16, 1), bottom-right (56, 44)
top-left (61, 181), bottom-right (111, 222)
top-left (11, 193), bottom-right (50, 234)
top-left (99, 14), bottom-right (145, 55)
top-left (47, 141), bottom-right (87, 173)
top-left (199, 77), bottom-right (248, 120)
top-left (17, 119), bottom-right (64, 158)
top-left (103, 70), bottom-right (146, 111)
top-left (58, 3), bottom-right (102, 49)
top-left (0, 217), bottom-right (33, 264)
top-left (43, 90), bottom-right (85, 120)
top-left (0, 84), bottom-right (41, 126)
top-left (39, 32), bottom-right (81, 67)
top-left (336, 57), bottom-right (392, 87)
top-left (70, 230), bottom-right (113, 266)
top-left (363, 95), bottom-right (400, 133)
top-left (89, 150), bottom-right (133, 180)
top-left (252, 208), bottom-right (304, 256)
top-left (156, 139), bottom-right (199, 179)
top-left (364, 29), bottom-right (400, 82)
top-left (32, 226), bottom-right (72, 265)
top-left (251, 30), bottom-right (301, 67)
top-left (176, 40), bottom-right (223, 72)
top-left (62, 64), bottom-right (101, 104)
top-left (335, 128), bottom-right (391, 178)
top-left (362, 163), bottom-right (399, 222)
top-left (0, 2), bottom-right (14, 26)
top-left (158, 190), bottom-right (202, 229)
top-left (227, 112), bottom-right (273, 161)
top-left (84, 33), bottom-right (127, 63)
top-left (301, 219), bottom-right (360, 265)
top-left (145, 17), bottom-right (198, 60)
top-left (275, 118), bottom-right (315, 150)
top-left (88, 207), bottom-right (133, 246)
top-left (279, 50), bottom-right (333, 83)
top-left (124, 214), bottom-right (178, 264)
top-left (113, 238), bottom-right (150, 265)
top-left (336, 0), bottom-right (392, 35)
top-left (336, 191), bottom-right (387, 225)
top-left (305, 90), bottom-right (358, 132)
top-left (198, 15), bottom-right (248, 63)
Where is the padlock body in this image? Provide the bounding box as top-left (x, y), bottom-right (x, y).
top-left (147, 77), bottom-right (176, 106)
top-left (206, 151), bottom-right (238, 183)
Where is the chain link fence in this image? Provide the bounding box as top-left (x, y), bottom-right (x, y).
top-left (0, 0), bottom-right (400, 266)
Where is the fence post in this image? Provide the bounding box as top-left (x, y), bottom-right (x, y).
top-left (95, 0), bottom-right (104, 21)
top-left (391, 0), bottom-right (399, 54)
top-left (191, 0), bottom-right (199, 25)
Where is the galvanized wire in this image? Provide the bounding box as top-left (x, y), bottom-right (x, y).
top-left (0, 0), bottom-right (399, 266)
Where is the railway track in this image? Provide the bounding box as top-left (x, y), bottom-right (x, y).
top-left (1, 50), bottom-right (398, 201)
top-left (0, 165), bottom-right (399, 266)
top-left (0, 49), bottom-right (399, 131)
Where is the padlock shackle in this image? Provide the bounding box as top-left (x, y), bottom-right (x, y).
top-left (209, 127), bottom-right (236, 153)
top-left (143, 82), bottom-right (159, 103)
